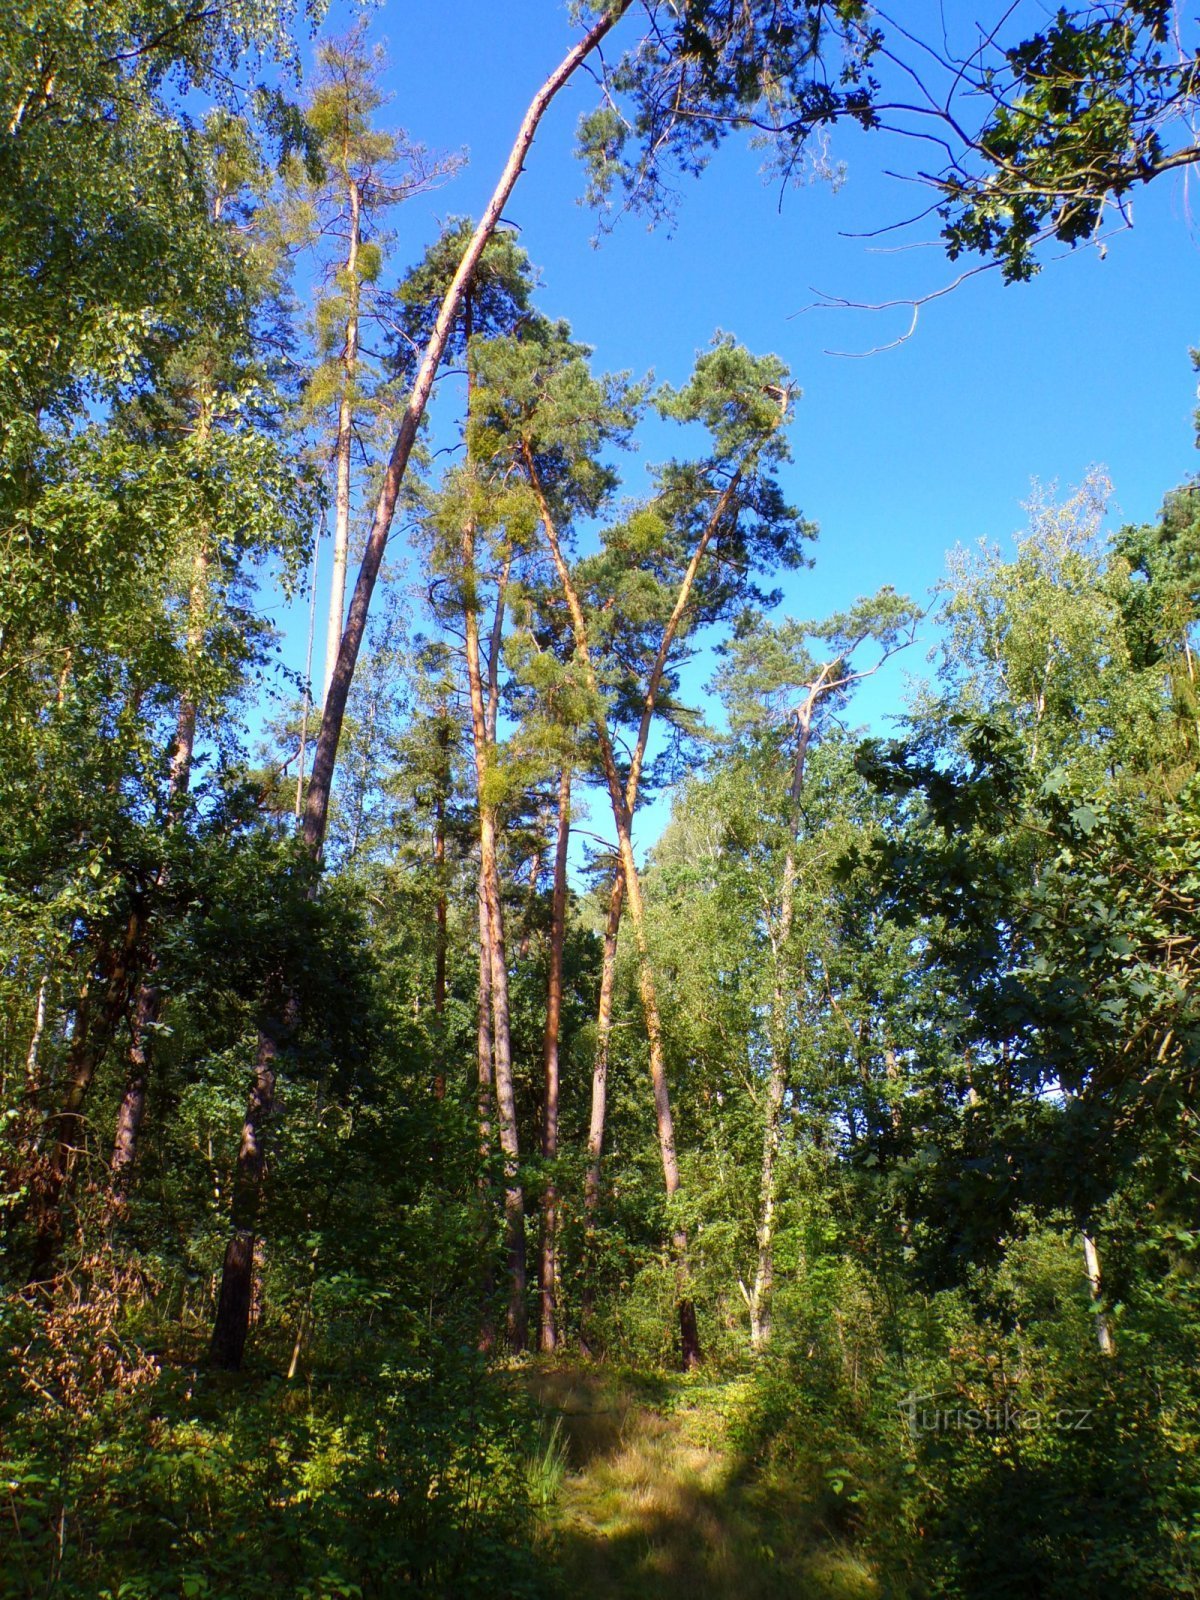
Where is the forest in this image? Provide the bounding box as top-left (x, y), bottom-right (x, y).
top-left (1, 2), bottom-right (1198, 1596)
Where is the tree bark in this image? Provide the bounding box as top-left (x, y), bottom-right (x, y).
top-left (24, 973), bottom-right (48, 1089)
top-left (209, 999), bottom-right (292, 1370)
top-left (433, 717), bottom-right (450, 1026)
top-left (110, 980), bottom-right (154, 1188)
top-left (302, 1), bottom-right (632, 857)
top-left (1082, 1231), bottom-right (1116, 1357)
top-left (580, 865), bottom-right (624, 1353)
top-left (540, 764), bottom-right (571, 1352)
top-left (462, 529), bottom-right (526, 1350)
top-left (475, 873), bottom-right (497, 1354)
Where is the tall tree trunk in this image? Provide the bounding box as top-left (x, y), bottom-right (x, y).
top-left (540, 765), bottom-right (571, 1352)
top-left (209, 997), bottom-right (293, 1370)
top-left (580, 866), bottom-right (624, 1353)
top-left (477, 876), bottom-right (495, 1153)
top-left (302, 2), bottom-right (632, 857)
top-left (322, 178), bottom-right (361, 707)
top-left (433, 717), bottom-right (450, 1027)
top-left (476, 873), bottom-right (497, 1353)
top-left (110, 980), bottom-right (154, 1190)
top-left (483, 810), bottom-right (526, 1351)
top-left (462, 528), bottom-right (526, 1350)
top-left (530, 467), bottom-right (700, 1367)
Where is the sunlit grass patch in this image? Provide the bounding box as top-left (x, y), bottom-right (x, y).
top-left (527, 1362), bottom-right (884, 1600)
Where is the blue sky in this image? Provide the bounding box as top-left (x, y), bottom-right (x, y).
top-left (267, 0), bottom-right (1200, 856)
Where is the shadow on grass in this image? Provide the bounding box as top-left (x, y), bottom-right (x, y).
top-left (525, 1366), bottom-right (881, 1600)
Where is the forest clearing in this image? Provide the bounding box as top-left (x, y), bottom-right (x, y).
top-left (2, 2), bottom-right (1198, 1596)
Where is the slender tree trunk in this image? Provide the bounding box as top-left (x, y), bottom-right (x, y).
top-left (24, 973), bottom-right (48, 1089)
top-left (530, 467), bottom-right (700, 1366)
top-left (433, 720), bottom-right (450, 1026)
top-left (614, 819), bottom-right (701, 1367)
top-left (462, 528), bottom-right (526, 1350)
top-left (580, 866), bottom-right (624, 1353)
top-left (749, 1052), bottom-right (786, 1349)
top-left (1082, 1231), bottom-right (1116, 1357)
top-left (323, 179), bottom-right (362, 707)
top-left (209, 997), bottom-right (293, 1370)
top-left (747, 634), bottom-right (915, 1340)
top-left (433, 796), bottom-right (448, 1020)
top-left (110, 981), bottom-right (154, 1189)
top-left (430, 741), bottom-right (448, 1099)
top-left (477, 876), bottom-right (495, 1154)
top-left (483, 809), bottom-right (527, 1351)
top-left (540, 765), bottom-right (571, 1352)
top-left (476, 876), bottom-right (496, 1350)
top-left (302, 2), bottom-right (632, 856)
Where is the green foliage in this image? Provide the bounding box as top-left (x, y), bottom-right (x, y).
top-left (726, 1225), bottom-right (1200, 1598)
top-left (577, 1), bottom-right (880, 224)
top-left (3, 10), bottom-right (1200, 1594)
top-left (0, 1348), bottom-right (552, 1600)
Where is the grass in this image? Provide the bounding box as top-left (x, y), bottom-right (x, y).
top-left (524, 1365), bottom-right (882, 1599)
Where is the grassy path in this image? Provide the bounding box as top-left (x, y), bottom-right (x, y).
top-left (526, 1367), bottom-right (881, 1599)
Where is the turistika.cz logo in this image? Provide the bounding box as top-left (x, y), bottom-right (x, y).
top-left (898, 1390), bottom-right (1094, 1436)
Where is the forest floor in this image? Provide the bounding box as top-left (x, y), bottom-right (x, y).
top-left (525, 1365), bottom-right (882, 1599)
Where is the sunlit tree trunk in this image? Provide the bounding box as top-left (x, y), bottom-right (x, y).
top-left (547, 430), bottom-right (770, 1349)
top-left (540, 764), bottom-right (571, 1352)
top-left (1082, 1231), bottom-right (1116, 1356)
top-left (476, 874), bottom-right (497, 1353)
top-left (462, 526), bottom-right (526, 1350)
top-left (433, 716), bottom-right (450, 1027)
top-left (24, 973), bottom-right (48, 1089)
top-left (580, 866), bottom-right (623, 1353)
top-left (212, 25), bottom-right (683, 1365)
